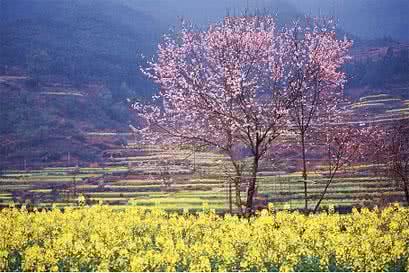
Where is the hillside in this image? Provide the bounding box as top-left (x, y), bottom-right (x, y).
top-left (346, 41), bottom-right (409, 98)
top-left (0, 76), bottom-right (131, 169)
top-left (0, 0), bottom-right (163, 168)
top-left (0, 0), bottom-right (160, 95)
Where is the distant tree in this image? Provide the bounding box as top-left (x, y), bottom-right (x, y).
top-left (27, 49), bottom-right (50, 84)
top-left (158, 158), bottom-right (174, 189)
top-left (135, 15), bottom-right (353, 215)
top-left (380, 119), bottom-right (409, 205)
top-left (119, 82), bottom-right (134, 100)
top-left (396, 48), bottom-right (409, 71)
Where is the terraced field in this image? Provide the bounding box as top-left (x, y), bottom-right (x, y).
top-left (0, 146), bottom-right (231, 211)
top-left (1, 93), bottom-right (408, 212)
top-left (350, 93), bottom-right (409, 123)
top-left (0, 143), bottom-right (405, 212)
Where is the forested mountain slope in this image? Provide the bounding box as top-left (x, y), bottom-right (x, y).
top-left (1, 0), bottom-right (160, 95)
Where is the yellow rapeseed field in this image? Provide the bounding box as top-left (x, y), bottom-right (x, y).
top-left (0, 203), bottom-right (408, 272)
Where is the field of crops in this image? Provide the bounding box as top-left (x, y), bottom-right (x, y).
top-left (1, 204), bottom-right (408, 271)
top-left (0, 147), bottom-right (233, 211)
top-left (350, 93), bottom-right (409, 123)
top-left (0, 144), bottom-right (405, 212)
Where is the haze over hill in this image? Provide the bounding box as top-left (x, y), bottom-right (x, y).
top-left (121, 0), bottom-right (301, 26)
top-left (288, 0), bottom-right (409, 42)
top-left (121, 0), bottom-right (409, 41)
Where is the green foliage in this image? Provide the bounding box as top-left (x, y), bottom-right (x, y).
top-left (295, 256), bottom-right (321, 272)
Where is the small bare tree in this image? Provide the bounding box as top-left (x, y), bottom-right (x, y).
top-left (313, 124), bottom-right (363, 212)
top-left (312, 104), bottom-right (380, 213)
top-left (158, 158), bottom-right (174, 189)
top-left (383, 119), bottom-right (409, 205)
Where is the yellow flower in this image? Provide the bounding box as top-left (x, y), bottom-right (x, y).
top-left (0, 204), bottom-right (407, 272)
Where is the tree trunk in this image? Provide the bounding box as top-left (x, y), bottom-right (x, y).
top-left (313, 177), bottom-right (334, 213)
top-left (234, 177), bottom-right (242, 214)
top-left (228, 179), bottom-right (233, 214)
top-left (231, 162), bottom-right (243, 215)
top-left (403, 179), bottom-right (409, 206)
top-left (301, 132), bottom-right (308, 211)
top-left (246, 156), bottom-right (259, 215)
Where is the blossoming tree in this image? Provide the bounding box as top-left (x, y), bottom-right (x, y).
top-left (134, 15), bottom-right (353, 214)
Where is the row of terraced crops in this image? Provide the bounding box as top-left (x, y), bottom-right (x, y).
top-left (86, 145), bottom-right (232, 211)
top-left (257, 172), bottom-right (406, 210)
top-left (0, 166), bottom-right (123, 208)
top-left (0, 146), bottom-right (234, 211)
top-left (1, 143), bottom-right (406, 212)
top-left (1, 169), bottom-right (404, 211)
top-left (351, 93), bottom-right (409, 123)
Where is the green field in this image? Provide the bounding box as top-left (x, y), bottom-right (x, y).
top-left (0, 144), bottom-right (405, 212)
